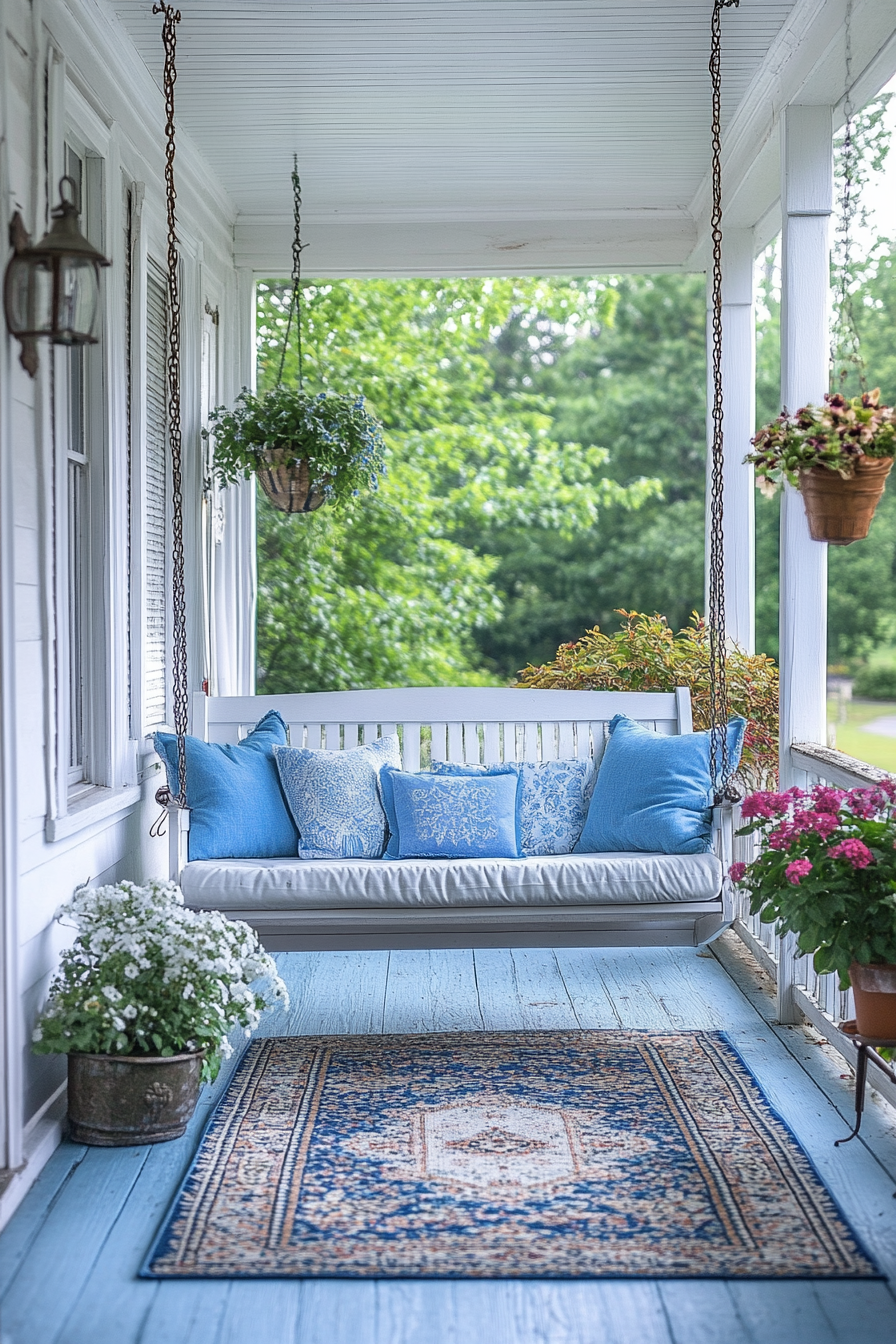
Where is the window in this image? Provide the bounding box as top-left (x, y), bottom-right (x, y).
top-left (62, 143), bottom-right (103, 797)
top-left (144, 263), bottom-right (169, 730)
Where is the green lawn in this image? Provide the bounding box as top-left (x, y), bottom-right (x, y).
top-left (827, 696), bottom-right (896, 771)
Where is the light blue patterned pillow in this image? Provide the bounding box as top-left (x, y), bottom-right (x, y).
top-left (430, 759), bottom-right (594, 857)
top-left (380, 768), bottom-right (521, 859)
top-left (274, 735), bottom-right (400, 860)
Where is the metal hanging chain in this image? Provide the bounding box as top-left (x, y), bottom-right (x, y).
top-left (276, 156), bottom-right (307, 389)
top-left (708, 0), bottom-right (739, 802)
top-left (832, 0), bottom-right (867, 392)
top-left (153, 2), bottom-right (189, 810)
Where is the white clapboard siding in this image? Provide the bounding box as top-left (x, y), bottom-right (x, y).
top-left (193, 686), bottom-right (691, 766)
top-left (143, 265), bottom-right (168, 730)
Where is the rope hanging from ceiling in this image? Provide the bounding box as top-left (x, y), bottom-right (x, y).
top-left (708, 0), bottom-right (739, 802)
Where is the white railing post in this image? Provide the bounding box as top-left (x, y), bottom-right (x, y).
top-left (706, 227), bottom-right (756, 651)
top-left (778, 105), bottom-right (832, 805)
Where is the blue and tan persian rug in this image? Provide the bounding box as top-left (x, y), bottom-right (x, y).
top-left (143, 1031), bottom-right (879, 1279)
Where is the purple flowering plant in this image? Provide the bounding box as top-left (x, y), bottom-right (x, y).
top-left (730, 780), bottom-right (896, 987)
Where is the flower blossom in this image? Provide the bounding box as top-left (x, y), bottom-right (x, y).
top-left (740, 792), bottom-right (794, 820)
top-left (728, 861), bottom-right (747, 882)
top-left (828, 838), bottom-right (874, 869)
top-left (767, 825), bottom-right (795, 850)
top-left (791, 810), bottom-right (840, 839)
top-left (811, 786), bottom-right (847, 813)
top-left (785, 859), bottom-right (813, 885)
top-left (846, 789), bottom-right (885, 820)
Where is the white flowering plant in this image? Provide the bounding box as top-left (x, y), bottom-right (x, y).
top-left (32, 880), bottom-right (289, 1083)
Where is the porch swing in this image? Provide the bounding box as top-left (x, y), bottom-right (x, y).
top-left (155, 1), bottom-right (743, 952)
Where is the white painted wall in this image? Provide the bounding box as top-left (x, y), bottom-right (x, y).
top-left (0, 0), bottom-right (252, 1218)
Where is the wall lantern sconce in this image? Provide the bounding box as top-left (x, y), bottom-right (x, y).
top-left (4, 175), bottom-right (111, 377)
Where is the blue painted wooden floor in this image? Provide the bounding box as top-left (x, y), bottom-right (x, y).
top-left (2, 935), bottom-right (896, 1344)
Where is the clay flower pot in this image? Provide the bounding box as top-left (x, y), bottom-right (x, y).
top-left (799, 455), bottom-right (893, 546)
top-left (848, 962), bottom-right (896, 1040)
top-left (67, 1051), bottom-right (204, 1146)
top-left (257, 448), bottom-right (327, 514)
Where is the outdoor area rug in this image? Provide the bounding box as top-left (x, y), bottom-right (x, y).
top-left (143, 1030), bottom-right (880, 1279)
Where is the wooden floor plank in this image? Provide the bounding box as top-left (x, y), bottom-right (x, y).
top-left (473, 949), bottom-right (579, 1032)
top-left (660, 1281), bottom-right (754, 1344)
top-left (0, 1140), bottom-right (87, 1298)
top-left (291, 1281), bottom-right (379, 1344)
top-left (136, 1281), bottom-right (232, 1344)
top-left (725, 1280), bottom-right (893, 1344)
top-left (383, 949), bottom-right (483, 1034)
top-left (265, 950), bottom-right (391, 1037)
top-left (552, 949), bottom-right (625, 1029)
top-left (214, 1282), bottom-right (302, 1344)
top-left (0, 1144), bottom-right (149, 1344)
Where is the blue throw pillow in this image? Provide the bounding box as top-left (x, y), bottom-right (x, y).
top-left (430, 759), bottom-right (594, 856)
top-left (154, 710), bottom-right (298, 862)
top-left (274, 735), bottom-right (400, 860)
top-left (573, 714), bottom-right (746, 855)
top-left (380, 767), bottom-right (522, 859)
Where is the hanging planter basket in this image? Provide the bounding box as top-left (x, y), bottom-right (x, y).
top-left (799, 455), bottom-right (893, 546)
top-left (256, 448), bottom-right (327, 514)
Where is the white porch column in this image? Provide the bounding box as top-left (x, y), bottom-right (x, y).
top-left (211, 269), bottom-right (257, 697)
top-left (777, 105), bottom-right (832, 1024)
top-left (706, 228), bottom-right (756, 651)
top-left (779, 105), bottom-right (832, 785)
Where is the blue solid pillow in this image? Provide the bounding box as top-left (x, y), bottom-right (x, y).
top-left (380, 767), bottom-right (522, 859)
top-left (573, 714), bottom-right (746, 856)
top-left (274, 735), bottom-right (401, 859)
top-left (154, 710), bottom-right (298, 862)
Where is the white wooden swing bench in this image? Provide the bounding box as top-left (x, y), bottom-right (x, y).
top-left (167, 685), bottom-right (734, 953)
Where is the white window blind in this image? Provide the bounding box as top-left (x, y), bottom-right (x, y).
top-left (144, 265), bottom-right (169, 729)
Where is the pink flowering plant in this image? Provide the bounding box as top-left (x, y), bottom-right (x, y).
top-left (730, 781), bottom-right (896, 988)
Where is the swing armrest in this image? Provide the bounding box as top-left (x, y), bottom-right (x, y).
top-left (168, 803), bottom-right (191, 884)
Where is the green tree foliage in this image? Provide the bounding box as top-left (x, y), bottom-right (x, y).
top-left (254, 278), bottom-right (656, 692)
top-left (474, 274), bottom-right (710, 677)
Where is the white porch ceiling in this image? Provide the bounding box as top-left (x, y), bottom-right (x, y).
top-left (111, 0), bottom-right (896, 276)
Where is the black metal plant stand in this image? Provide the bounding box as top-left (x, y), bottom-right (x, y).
top-left (835, 1022), bottom-right (896, 1147)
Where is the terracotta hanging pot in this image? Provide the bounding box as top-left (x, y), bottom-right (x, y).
top-left (799, 455), bottom-right (893, 546)
top-left (67, 1050), bottom-right (204, 1146)
top-left (256, 448), bottom-right (327, 514)
top-left (848, 961), bottom-right (896, 1040)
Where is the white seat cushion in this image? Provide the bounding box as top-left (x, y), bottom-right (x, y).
top-left (180, 851), bottom-right (722, 912)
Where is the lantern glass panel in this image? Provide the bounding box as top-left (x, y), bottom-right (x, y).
top-left (54, 256), bottom-right (99, 345)
top-left (4, 253), bottom-right (54, 337)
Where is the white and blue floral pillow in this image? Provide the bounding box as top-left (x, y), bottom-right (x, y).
top-left (430, 758), bottom-right (594, 857)
top-left (274, 735), bottom-right (400, 860)
top-left (381, 767), bottom-right (521, 859)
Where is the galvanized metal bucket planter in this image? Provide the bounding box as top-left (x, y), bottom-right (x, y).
top-left (67, 1050), bottom-right (204, 1146)
top-left (257, 448), bottom-right (327, 514)
top-left (799, 455), bottom-right (893, 545)
top-left (849, 961), bottom-right (896, 1040)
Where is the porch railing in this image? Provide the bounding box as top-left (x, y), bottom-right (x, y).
top-left (731, 740), bottom-right (896, 1113)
